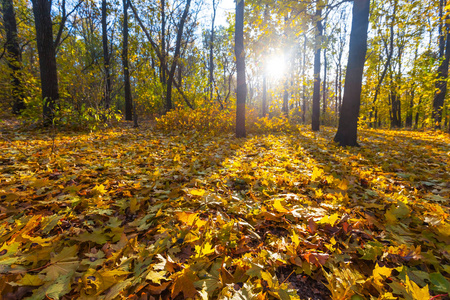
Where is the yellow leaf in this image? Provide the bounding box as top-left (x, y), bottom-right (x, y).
top-left (261, 271), bottom-right (274, 289)
top-left (338, 179), bottom-right (348, 190)
top-left (311, 167), bottom-right (323, 181)
top-left (405, 274), bottom-right (430, 300)
top-left (195, 242), bottom-right (215, 257)
top-left (146, 270), bottom-right (167, 284)
top-left (273, 199), bottom-right (288, 213)
top-left (177, 212), bottom-right (198, 226)
top-left (318, 213), bottom-right (340, 226)
top-left (92, 184), bottom-right (107, 195)
top-left (373, 263), bottom-right (392, 288)
top-left (190, 189), bottom-right (206, 196)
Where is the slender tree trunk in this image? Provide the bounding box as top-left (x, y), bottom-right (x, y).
top-left (334, 0), bottom-right (370, 146)
top-left (161, 0), bottom-right (166, 86)
top-left (165, 0), bottom-right (191, 112)
top-left (433, 0), bottom-right (450, 129)
top-left (415, 96), bottom-right (422, 129)
top-left (369, 0), bottom-right (396, 127)
top-left (209, 0), bottom-right (217, 103)
top-left (322, 37), bottom-right (327, 124)
top-left (405, 87), bottom-right (414, 127)
top-left (102, 0), bottom-right (111, 109)
top-left (302, 34), bottom-right (307, 124)
top-left (262, 74), bottom-right (267, 117)
top-left (31, 0), bottom-right (59, 126)
top-left (235, 0), bottom-right (246, 138)
top-left (122, 0), bottom-right (132, 120)
top-left (312, 5), bottom-right (322, 131)
top-left (1, 0), bottom-right (25, 114)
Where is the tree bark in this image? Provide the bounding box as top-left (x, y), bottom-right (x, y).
top-left (102, 0), bottom-right (111, 109)
top-left (161, 0), bottom-right (166, 85)
top-left (1, 0), bottom-right (25, 114)
top-left (235, 0), bottom-right (246, 138)
top-left (334, 0), bottom-right (370, 147)
top-left (433, 0), bottom-right (450, 129)
top-left (122, 0), bottom-right (132, 120)
top-left (31, 0), bottom-right (59, 126)
top-left (302, 34), bottom-right (307, 124)
top-left (311, 5), bottom-right (322, 131)
top-left (165, 0), bottom-right (191, 112)
top-left (322, 35), bottom-right (327, 124)
top-left (209, 0), bottom-right (217, 103)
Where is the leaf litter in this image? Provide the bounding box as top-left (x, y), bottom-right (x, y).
top-left (0, 124), bottom-right (449, 299)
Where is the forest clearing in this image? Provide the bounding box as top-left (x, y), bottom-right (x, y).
top-left (0, 122), bottom-right (449, 299)
top-left (2, 0), bottom-right (450, 298)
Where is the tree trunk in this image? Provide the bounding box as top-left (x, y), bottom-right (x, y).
top-left (1, 0), bottom-right (25, 114)
top-left (302, 34), bottom-right (307, 124)
top-left (165, 0), bottom-right (191, 112)
top-left (161, 0), bottom-right (166, 86)
top-left (31, 0), bottom-right (59, 126)
top-left (262, 74), bottom-right (267, 117)
top-left (209, 0), bottom-right (217, 103)
top-left (433, 0), bottom-right (450, 129)
top-left (235, 0), bottom-right (246, 138)
top-left (369, 0), bottom-right (396, 127)
top-left (322, 36), bottom-right (327, 125)
top-left (102, 0), bottom-right (111, 109)
top-left (311, 5), bottom-right (322, 131)
top-left (334, 0), bottom-right (370, 146)
top-left (122, 0), bottom-right (132, 120)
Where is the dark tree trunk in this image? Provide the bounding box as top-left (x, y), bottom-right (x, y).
top-left (209, 0), bottom-right (217, 102)
top-left (262, 74), bottom-right (267, 117)
top-left (433, 0), bottom-right (450, 129)
top-left (165, 0), bottom-right (191, 112)
top-left (322, 39), bottom-right (327, 124)
top-left (235, 0), bottom-right (246, 138)
top-left (334, 0), bottom-right (370, 146)
top-left (415, 96), bottom-right (422, 129)
top-left (161, 0), bottom-right (166, 85)
top-left (302, 34), bottom-right (307, 124)
top-left (405, 88), bottom-right (414, 127)
top-left (31, 0), bottom-right (59, 126)
top-left (102, 0), bottom-right (111, 109)
top-left (1, 0), bottom-right (25, 114)
top-left (122, 0), bottom-right (132, 120)
top-left (312, 5), bottom-right (322, 131)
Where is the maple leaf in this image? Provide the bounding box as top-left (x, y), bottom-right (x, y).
top-left (171, 268), bottom-right (198, 299)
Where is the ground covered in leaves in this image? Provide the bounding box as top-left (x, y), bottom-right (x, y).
top-left (0, 124), bottom-right (449, 300)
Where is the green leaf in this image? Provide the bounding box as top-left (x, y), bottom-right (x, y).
top-left (429, 272), bottom-right (450, 293)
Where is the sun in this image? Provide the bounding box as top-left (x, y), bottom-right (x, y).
top-left (265, 55), bottom-right (286, 81)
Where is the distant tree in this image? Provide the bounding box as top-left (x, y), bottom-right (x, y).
top-left (165, 0), bottom-right (192, 112)
top-left (311, 3), bottom-right (323, 131)
top-left (31, 0), bottom-right (59, 126)
top-left (235, 0), bottom-right (246, 138)
top-left (122, 0), bottom-right (132, 120)
top-left (1, 0), bottom-right (25, 114)
top-left (334, 0), bottom-right (370, 146)
top-left (101, 0), bottom-right (111, 109)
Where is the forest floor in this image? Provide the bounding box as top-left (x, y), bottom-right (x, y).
top-left (0, 122), bottom-right (449, 300)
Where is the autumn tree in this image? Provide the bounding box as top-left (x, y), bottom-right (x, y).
top-left (235, 0), bottom-right (246, 138)
top-left (311, 2), bottom-right (323, 131)
top-left (432, 0), bottom-right (450, 130)
top-left (1, 0), bottom-right (25, 114)
top-left (101, 0), bottom-right (111, 109)
top-left (122, 0), bottom-right (132, 120)
top-left (334, 0), bottom-right (370, 146)
top-left (31, 0), bottom-right (59, 126)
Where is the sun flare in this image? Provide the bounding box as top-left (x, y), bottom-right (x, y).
top-left (265, 56), bottom-right (286, 80)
